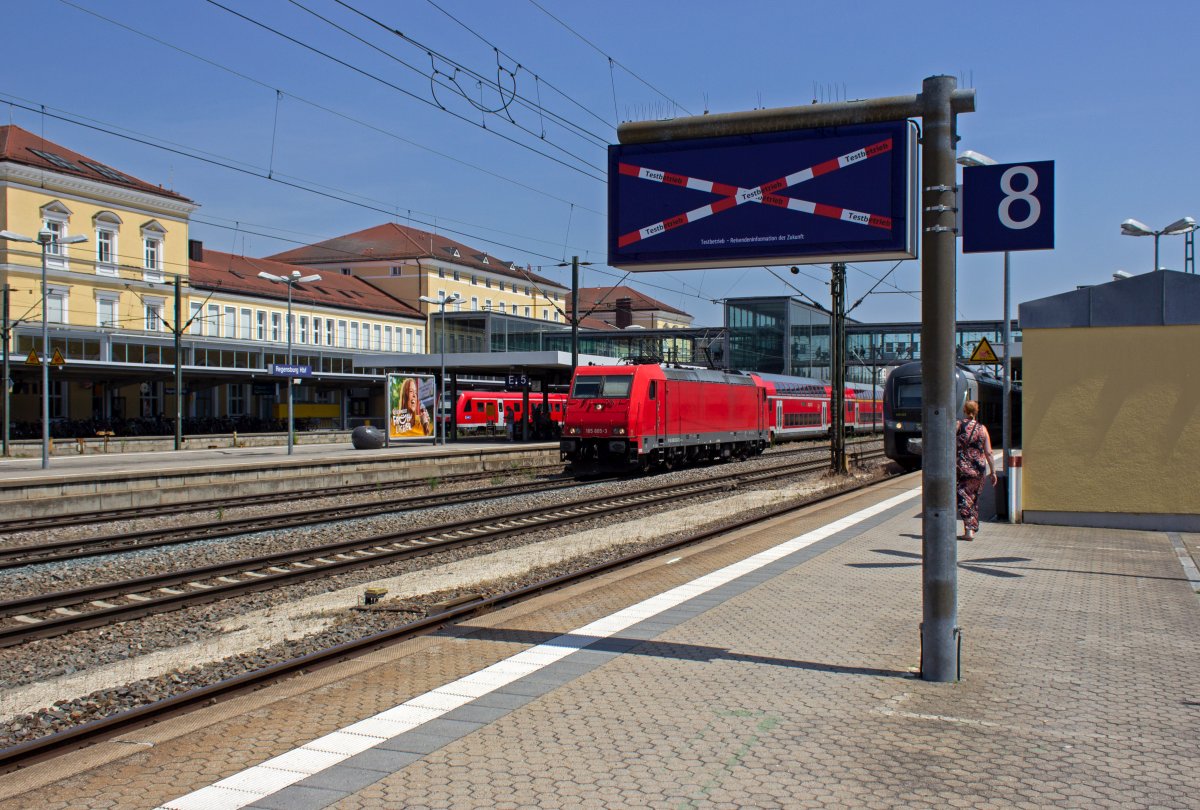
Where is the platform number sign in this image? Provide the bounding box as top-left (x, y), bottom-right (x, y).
top-left (962, 161), bottom-right (1054, 253)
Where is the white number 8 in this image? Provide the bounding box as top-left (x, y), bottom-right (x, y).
top-left (998, 166), bottom-right (1040, 230)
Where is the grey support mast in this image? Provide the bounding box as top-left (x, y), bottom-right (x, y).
top-left (619, 74), bottom-right (974, 683)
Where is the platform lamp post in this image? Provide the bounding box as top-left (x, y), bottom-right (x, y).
top-left (1120, 216), bottom-right (1197, 272)
top-left (1, 228), bottom-right (87, 469)
top-left (956, 151), bottom-right (1017, 504)
top-left (419, 292), bottom-right (462, 445)
top-left (258, 269), bottom-right (321, 455)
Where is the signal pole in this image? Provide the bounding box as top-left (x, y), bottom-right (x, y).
top-left (830, 262), bottom-right (848, 474)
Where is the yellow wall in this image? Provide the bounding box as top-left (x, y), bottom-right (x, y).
top-left (1023, 325), bottom-right (1200, 515)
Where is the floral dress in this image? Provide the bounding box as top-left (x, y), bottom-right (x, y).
top-left (955, 418), bottom-right (989, 533)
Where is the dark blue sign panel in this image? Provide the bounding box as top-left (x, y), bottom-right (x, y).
top-left (608, 121), bottom-right (917, 271)
top-left (270, 363), bottom-right (311, 377)
top-left (962, 161), bottom-right (1054, 253)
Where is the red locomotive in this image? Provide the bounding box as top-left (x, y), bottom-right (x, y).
top-left (561, 365), bottom-right (882, 473)
top-left (560, 364), bottom-right (769, 472)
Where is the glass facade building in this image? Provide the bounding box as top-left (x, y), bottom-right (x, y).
top-left (724, 297), bottom-right (832, 379)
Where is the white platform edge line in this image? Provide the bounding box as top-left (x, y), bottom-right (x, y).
top-left (158, 486), bottom-right (920, 810)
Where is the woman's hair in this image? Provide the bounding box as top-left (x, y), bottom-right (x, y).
top-left (963, 399), bottom-right (979, 418)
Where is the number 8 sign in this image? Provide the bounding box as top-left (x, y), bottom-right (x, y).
top-left (962, 160), bottom-right (1054, 253)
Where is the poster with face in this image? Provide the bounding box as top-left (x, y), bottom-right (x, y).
top-left (387, 373), bottom-right (436, 440)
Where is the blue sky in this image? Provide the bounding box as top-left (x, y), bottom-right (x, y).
top-left (4, 0), bottom-right (1196, 327)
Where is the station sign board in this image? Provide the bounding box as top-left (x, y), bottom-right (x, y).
top-left (269, 363), bottom-right (312, 377)
top-left (608, 120), bottom-right (918, 271)
top-left (505, 373), bottom-right (529, 391)
top-left (962, 161), bottom-right (1055, 253)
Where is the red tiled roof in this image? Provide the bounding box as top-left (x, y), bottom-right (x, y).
top-left (567, 286), bottom-right (692, 318)
top-left (189, 249), bottom-right (424, 320)
top-left (265, 222), bottom-right (564, 289)
top-left (0, 125), bottom-right (191, 202)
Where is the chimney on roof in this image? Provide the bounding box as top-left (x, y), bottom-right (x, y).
top-left (188, 239), bottom-right (204, 262)
top-left (615, 297), bottom-right (633, 329)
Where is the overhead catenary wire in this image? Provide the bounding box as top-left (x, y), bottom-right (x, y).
top-left (53, 0), bottom-right (602, 215)
top-left (202, 0), bottom-right (606, 182)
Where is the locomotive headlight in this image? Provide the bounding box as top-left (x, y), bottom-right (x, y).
top-left (613, 427), bottom-right (626, 435)
top-left (566, 425), bottom-right (580, 435)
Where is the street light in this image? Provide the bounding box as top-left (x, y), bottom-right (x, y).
top-left (258, 269), bottom-right (321, 455)
top-left (1120, 216), bottom-right (1197, 272)
top-left (956, 150), bottom-right (1016, 518)
top-left (418, 292), bottom-right (462, 445)
top-left (1, 228), bottom-right (87, 469)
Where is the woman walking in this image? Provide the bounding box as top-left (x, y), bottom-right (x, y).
top-left (956, 400), bottom-right (997, 540)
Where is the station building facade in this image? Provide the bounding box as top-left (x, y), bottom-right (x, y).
top-left (266, 223), bottom-right (570, 330)
top-left (0, 126), bottom-right (430, 439)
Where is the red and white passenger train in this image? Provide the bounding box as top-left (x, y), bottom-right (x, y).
top-left (560, 364), bottom-right (881, 473)
top-left (452, 391), bottom-right (567, 431)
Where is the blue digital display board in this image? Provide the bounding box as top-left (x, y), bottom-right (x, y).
top-left (608, 120), bottom-right (917, 271)
top-left (961, 161), bottom-right (1054, 253)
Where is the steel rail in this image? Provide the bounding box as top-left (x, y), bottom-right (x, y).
top-left (0, 452), bottom-right (880, 647)
top-left (0, 451), bottom-right (892, 773)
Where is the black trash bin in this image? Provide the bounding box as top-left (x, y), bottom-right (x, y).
top-left (351, 425), bottom-right (385, 450)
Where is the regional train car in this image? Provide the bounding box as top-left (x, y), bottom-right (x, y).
top-left (882, 361), bottom-right (1020, 471)
top-left (560, 364), bottom-right (768, 473)
top-left (749, 373), bottom-right (883, 443)
top-left (453, 391), bottom-right (566, 432)
top-left (848, 382), bottom-right (884, 433)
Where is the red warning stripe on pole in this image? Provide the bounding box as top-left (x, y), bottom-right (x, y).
top-left (617, 139), bottom-right (893, 248)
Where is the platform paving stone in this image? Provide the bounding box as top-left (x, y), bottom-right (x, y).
top-left (2, 481), bottom-right (1197, 808)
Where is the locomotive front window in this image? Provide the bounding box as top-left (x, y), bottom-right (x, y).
top-left (895, 378), bottom-right (922, 409)
top-left (571, 375), bottom-right (633, 399)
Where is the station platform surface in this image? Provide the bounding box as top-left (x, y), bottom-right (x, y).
top-left (0, 438), bottom-right (559, 487)
top-left (2, 475), bottom-right (1197, 808)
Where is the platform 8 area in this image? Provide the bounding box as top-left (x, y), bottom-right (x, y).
top-left (1, 474), bottom-right (1197, 809)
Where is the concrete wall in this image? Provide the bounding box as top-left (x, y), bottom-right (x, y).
top-left (1022, 324), bottom-right (1200, 527)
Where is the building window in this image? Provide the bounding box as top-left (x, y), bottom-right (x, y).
top-left (270, 312), bottom-right (281, 342)
top-left (484, 299), bottom-right (491, 311)
top-left (437, 289), bottom-right (445, 300)
top-left (49, 380), bottom-right (67, 419)
top-left (224, 306), bottom-right (236, 338)
top-left (390, 265), bottom-right (403, 276)
top-left (452, 270), bottom-right (460, 281)
top-left (239, 308), bottom-right (252, 340)
top-left (337, 320), bottom-right (347, 347)
top-left (360, 322), bottom-right (370, 348)
top-left (95, 230), bottom-right (116, 274)
top-left (144, 299), bottom-right (164, 332)
top-left (228, 384), bottom-right (247, 417)
top-left (471, 297), bottom-right (478, 311)
top-left (299, 316), bottom-right (308, 344)
top-left (437, 268), bottom-right (445, 278)
top-left (542, 310), bottom-right (548, 319)
top-left (485, 278), bottom-right (492, 288)
top-left (256, 310), bottom-right (266, 340)
top-left (97, 295), bottom-right (119, 329)
top-left (189, 302), bottom-right (203, 335)
top-left (404, 327), bottom-right (413, 352)
top-left (325, 319), bottom-right (334, 346)
top-left (340, 268), bottom-right (350, 276)
top-left (384, 325), bottom-right (393, 350)
top-left (524, 306), bottom-right (531, 317)
top-left (141, 221), bottom-right (166, 282)
top-left (312, 316), bottom-right (321, 344)
top-left (471, 275), bottom-right (478, 286)
top-left (372, 323), bottom-right (382, 349)
top-left (349, 322), bottom-right (359, 348)
top-left (415, 328), bottom-right (423, 350)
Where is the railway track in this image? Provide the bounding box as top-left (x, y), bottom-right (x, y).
top-left (0, 462), bottom-right (567, 534)
top-left (0, 448), bottom-right (891, 773)
top-left (0, 449), bottom-right (882, 648)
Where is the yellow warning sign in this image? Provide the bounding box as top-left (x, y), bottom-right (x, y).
top-left (24, 349), bottom-right (40, 367)
top-left (50, 348), bottom-right (66, 368)
top-left (968, 337), bottom-right (1000, 363)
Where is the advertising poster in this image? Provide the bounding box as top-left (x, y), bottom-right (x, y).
top-left (387, 373), bottom-right (436, 441)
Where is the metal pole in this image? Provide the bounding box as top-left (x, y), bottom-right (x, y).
top-left (439, 301), bottom-right (447, 445)
top-left (39, 238), bottom-right (50, 470)
top-left (174, 275), bottom-right (183, 451)
top-left (1002, 252), bottom-right (1013, 522)
top-left (1154, 232), bottom-right (1160, 272)
top-left (286, 282), bottom-right (294, 455)
top-left (571, 255), bottom-right (579, 373)
top-left (830, 262), bottom-right (848, 474)
top-left (2, 285), bottom-right (9, 457)
top-left (919, 75), bottom-right (960, 683)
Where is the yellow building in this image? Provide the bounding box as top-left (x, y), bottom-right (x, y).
top-left (1018, 270), bottom-right (1200, 531)
top-left (0, 127), bottom-right (430, 442)
top-left (266, 222), bottom-right (571, 344)
top-left (0, 125), bottom-right (196, 427)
